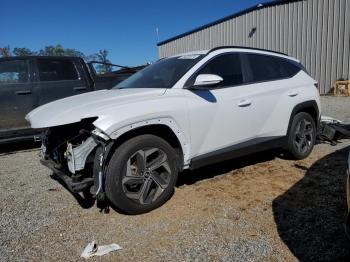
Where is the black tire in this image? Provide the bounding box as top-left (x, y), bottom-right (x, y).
top-left (286, 112), bottom-right (316, 160)
top-left (105, 134), bottom-right (178, 214)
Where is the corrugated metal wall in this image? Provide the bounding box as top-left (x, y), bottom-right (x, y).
top-left (158, 0), bottom-right (350, 94)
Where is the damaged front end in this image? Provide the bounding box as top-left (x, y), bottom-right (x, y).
top-left (40, 118), bottom-right (111, 198)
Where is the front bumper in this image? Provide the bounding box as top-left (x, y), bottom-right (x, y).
top-left (41, 159), bottom-right (94, 193)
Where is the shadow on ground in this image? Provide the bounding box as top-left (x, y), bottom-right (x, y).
top-left (50, 173), bottom-right (96, 209)
top-left (0, 141), bottom-right (40, 155)
top-left (64, 149), bottom-right (278, 212)
top-left (273, 146), bottom-right (350, 261)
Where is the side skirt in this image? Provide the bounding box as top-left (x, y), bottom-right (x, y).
top-left (190, 136), bottom-right (286, 170)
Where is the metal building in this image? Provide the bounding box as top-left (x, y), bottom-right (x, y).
top-left (157, 0), bottom-right (350, 94)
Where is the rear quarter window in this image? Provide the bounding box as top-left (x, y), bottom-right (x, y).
top-left (245, 53), bottom-right (301, 83)
top-left (277, 58), bottom-right (304, 76)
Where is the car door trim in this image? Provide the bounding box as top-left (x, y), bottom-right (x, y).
top-left (190, 136), bottom-right (286, 169)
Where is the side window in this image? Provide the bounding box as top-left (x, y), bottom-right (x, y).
top-left (37, 59), bottom-right (79, 82)
top-left (0, 60), bottom-right (29, 85)
top-left (277, 58), bottom-right (302, 77)
top-left (197, 53), bottom-right (243, 87)
top-left (246, 54), bottom-right (289, 82)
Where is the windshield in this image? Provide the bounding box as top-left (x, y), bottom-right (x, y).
top-left (114, 54), bottom-right (203, 89)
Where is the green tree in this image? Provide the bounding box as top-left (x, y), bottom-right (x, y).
top-left (38, 45), bottom-right (55, 56)
top-left (38, 44), bottom-right (87, 58)
top-left (64, 48), bottom-right (85, 58)
top-left (85, 54), bottom-right (97, 62)
top-left (39, 44), bottom-right (65, 56)
top-left (1, 44), bottom-right (110, 64)
top-left (96, 49), bottom-right (112, 73)
top-left (13, 47), bottom-right (36, 56)
top-left (0, 46), bottom-right (11, 57)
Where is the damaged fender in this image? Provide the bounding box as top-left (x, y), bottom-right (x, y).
top-left (100, 117), bottom-right (191, 167)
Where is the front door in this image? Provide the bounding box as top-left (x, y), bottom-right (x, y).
top-left (0, 58), bottom-right (34, 136)
top-left (186, 53), bottom-right (256, 157)
top-left (33, 58), bottom-right (89, 107)
top-left (186, 52), bottom-right (278, 158)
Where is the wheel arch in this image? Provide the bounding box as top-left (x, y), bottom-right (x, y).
top-left (105, 119), bottom-right (190, 171)
top-left (287, 100), bottom-right (320, 137)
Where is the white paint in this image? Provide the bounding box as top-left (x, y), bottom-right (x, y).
top-left (26, 47), bottom-right (320, 169)
top-left (193, 74), bottom-right (223, 86)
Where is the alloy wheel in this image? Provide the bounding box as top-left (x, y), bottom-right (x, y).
top-left (293, 118), bottom-right (314, 154)
top-left (121, 148), bottom-right (172, 205)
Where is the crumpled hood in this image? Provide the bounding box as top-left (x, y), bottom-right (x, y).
top-left (26, 88), bottom-right (165, 128)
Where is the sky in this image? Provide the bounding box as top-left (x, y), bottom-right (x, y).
top-left (1, 0), bottom-right (272, 66)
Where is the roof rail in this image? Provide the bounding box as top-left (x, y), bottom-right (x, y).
top-left (208, 46), bottom-right (288, 56)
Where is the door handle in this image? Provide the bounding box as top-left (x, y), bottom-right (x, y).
top-left (15, 90), bottom-right (32, 95)
top-left (237, 99), bottom-right (252, 107)
top-left (288, 91), bottom-right (298, 97)
top-left (74, 86), bottom-right (87, 91)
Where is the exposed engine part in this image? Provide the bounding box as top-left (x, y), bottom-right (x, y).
top-left (41, 159), bottom-right (94, 193)
top-left (92, 142), bottom-right (113, 201)
top-left (66, 137), bottom-right (98, 174)
top-left (40, 119), bottom-right (99, 194)
top-left (95, 152), bottom-right (104, 196)
top-left (34, 135), bottom-right (42, 142)
top-left (92, 128), bottom-right (110, 141)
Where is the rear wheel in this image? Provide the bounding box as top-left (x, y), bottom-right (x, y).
top-left (286, 112), bottom-right (316, 160)
top-left (105, 135), bottom-right (178, 214)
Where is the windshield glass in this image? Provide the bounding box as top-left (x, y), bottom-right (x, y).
top-left (114, 54), bottom-right (203, 89)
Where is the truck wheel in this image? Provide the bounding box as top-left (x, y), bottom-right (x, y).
top-left (105, 135), bottom-right (178, 214)
top-left (286, 112), bottom-right (316, 160)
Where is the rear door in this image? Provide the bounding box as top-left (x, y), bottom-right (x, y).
top-left (33, 58), bottom-right (90, 106)
top-left (241, 53), bottom-right (299, 138)
top-left (0, 58), bottom-right (34, 134)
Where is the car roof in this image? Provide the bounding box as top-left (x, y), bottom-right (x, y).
top-left (170, 46), bottom-right (299, 63)
top-left (0, 56), bottom-right (83, 61)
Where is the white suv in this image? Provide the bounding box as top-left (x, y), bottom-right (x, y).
top-left (26, 46), bottom-right (320, 214)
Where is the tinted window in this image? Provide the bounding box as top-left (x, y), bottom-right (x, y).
top-left (277, 58), bottom-right (302, 76)
top-left (197, 53), bottom-right (243, 87)
top-left (37, 59), bottom-right (78, 81)
top-left (114, 55), bottom-right (203, 89)
top-left (246, 54), bottom-right (301, 82)
top-left (246, 54), bottom-right (286, 82)
top-left (0, 60), bottom-right (29, 84)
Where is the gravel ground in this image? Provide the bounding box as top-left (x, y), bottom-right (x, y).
top-left (1, 140), bottom-right (350, 261)
top-left (321, 96), bottom-right (350, 122)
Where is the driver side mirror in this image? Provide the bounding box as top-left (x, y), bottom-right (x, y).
top-left (192, 74), bottom-right (223, 89)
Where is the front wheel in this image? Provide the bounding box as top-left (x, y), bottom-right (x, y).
top-left (286, 112), bottom-right (316, 160)
top-left (105, 135), bottom-right (178, 214)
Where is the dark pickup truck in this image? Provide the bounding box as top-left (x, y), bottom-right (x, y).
top-left (0, 56), bottom-right (143, 143)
